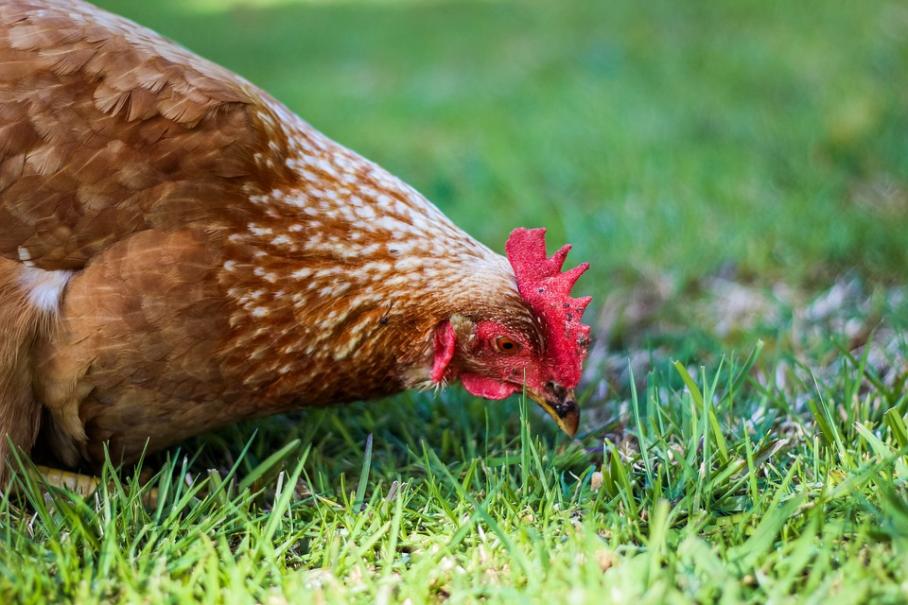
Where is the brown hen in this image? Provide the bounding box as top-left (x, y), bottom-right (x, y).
top-left (0, 0), bottom-right (591, 475)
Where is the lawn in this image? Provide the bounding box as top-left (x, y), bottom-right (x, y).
top-left (2, 0), bottom-right (908, 603)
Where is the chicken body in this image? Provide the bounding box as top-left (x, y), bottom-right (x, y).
top-left (0, 0), bottom-right (589, 472)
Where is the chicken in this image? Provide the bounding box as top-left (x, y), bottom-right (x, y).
top-left (0, 0), bottom-right (591, 474)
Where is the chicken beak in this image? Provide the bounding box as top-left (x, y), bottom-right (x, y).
top-left (527, 384), bottom-right (580, 437)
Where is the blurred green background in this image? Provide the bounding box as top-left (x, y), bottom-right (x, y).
top-left (94, 0), bottom-right (908, 298)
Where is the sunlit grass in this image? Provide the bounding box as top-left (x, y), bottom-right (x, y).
top-left (3, 337), bottom-right (907, 603)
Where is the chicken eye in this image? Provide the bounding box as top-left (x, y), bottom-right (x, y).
top-left (493, 336), bottom-right (519, 354)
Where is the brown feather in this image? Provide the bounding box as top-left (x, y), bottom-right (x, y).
top-left (0, 0), bottom-right (537, 470)
top-left (0, 259), bottom-right (53, 478)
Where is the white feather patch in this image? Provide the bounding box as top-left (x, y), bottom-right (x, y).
top-left (18, 267), bottom-right (74, 313)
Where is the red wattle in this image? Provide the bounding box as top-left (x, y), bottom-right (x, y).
top-left (460, 374), bottom-right (517, 400)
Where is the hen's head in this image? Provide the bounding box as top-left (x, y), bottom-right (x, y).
top-left (430, 228), bottom-right (591, 436)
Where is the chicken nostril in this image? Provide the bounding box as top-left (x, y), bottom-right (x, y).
top-left (553, 400), bottom-right (575, 418)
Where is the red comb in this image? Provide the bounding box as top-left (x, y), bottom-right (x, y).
top-left (505, 227), bottom-right (592, 388)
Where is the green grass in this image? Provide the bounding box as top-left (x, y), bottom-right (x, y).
top-left (89, 0), bottom-right (908, 287)
top-left (3, 0), bottom-right (908, 602)
top-left (3, 330), bottom-right (908, 603)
